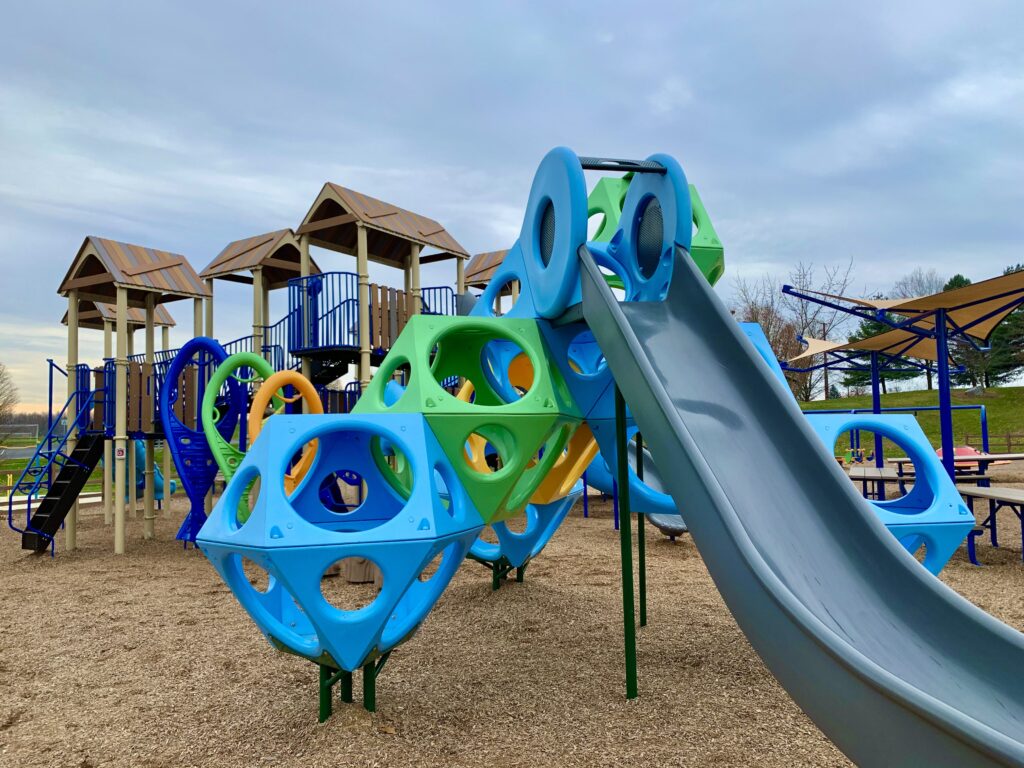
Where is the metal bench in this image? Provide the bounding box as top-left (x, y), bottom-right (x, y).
top-left (957, 485), bottom-right (1024, 565)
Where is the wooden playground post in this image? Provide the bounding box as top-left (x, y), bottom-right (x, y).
top-left (162, 325), bottom-right (171, 513)
top-left (102, 319), bottom-right (113, 526)
top-left (456, 254), bottom-right (466, 294)
top-left (299, 233), bottom-right (313, 389)
top-left (143, 294), bottom-right (156, 539)
top-left (409, 243), bottom-right (422, 315)
top-left (194, 298), bottom-right (213, 515)
top-left (356, 223), bottom-right (371, 389)
top-left (252, 267), bottom-right (265, 358)
top-left (204, 278), bottom-right (214, 337)
top-left (114, 286), bottom-right (128, 554)
top-left (65, 289), bottom-right (79, 550)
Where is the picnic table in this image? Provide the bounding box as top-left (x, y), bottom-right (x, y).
top-left (848, 466), bottom-right (900, 500)
top-left (958, 485), bottom-right (1024, 565)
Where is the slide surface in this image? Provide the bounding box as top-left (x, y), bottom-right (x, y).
top-left (579, 245), bottom-right (1024, 767)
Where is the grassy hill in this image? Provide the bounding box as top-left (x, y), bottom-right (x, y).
top-left (801, 385), bottom-right (1024, 456)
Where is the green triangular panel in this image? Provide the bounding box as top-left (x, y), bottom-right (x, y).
top-left (424, 413), bottom-right (561, 523)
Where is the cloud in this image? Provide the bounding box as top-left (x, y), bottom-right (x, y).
top-left (648, 76), bottom-right (694, 116)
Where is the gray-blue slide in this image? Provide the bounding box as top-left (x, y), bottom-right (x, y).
top-left (579, 244), bottom-right (1024, 766)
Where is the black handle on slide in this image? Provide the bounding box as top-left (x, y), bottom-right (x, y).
top-left (578, 156), bottom-right (666, 174)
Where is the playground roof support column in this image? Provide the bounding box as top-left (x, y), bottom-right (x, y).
top-left (456, 254), bottom-right (465, 295)
top-left (114, 286), bottom-right (128, 554)
top-left (261, 279), bottom-right (270, 361)
top-left (299, 234), bottom-right (312, 390)
top-left (935, 310), bottom-right (956, 479)
top-left (870, 352), bottom-right (884, 471)
top-left (409, 243), bottom-right (421, 315)
top-left (143, 294), bottom-right (156, 539)
top-left (65, 288), bottom-right (79, 551)
top-left (204, 279), bottom-right (214, 337)
top-left (252, 267), bottom-right (264, 359)
top-left (161, 325), bottom-right (171, 508)
top-left (356, 223), bottom-right (371, 390)
top-left (103, 319), bottom-right (113, 526)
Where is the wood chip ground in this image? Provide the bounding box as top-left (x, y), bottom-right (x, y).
top-left (3, 474), bottom-right (1024, 767)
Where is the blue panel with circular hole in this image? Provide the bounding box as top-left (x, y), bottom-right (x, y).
top-left (805, 413), bottom-right (974, 575)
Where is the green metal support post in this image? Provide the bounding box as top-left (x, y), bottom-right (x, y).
top-left (636, 432), bottom-right (647, 628)
top-left (615, 386), bottom-right (638, 699)
top-left (363, 661), bottom-right (377, 712)
top-left (340, 670), bottom-right (353, 703)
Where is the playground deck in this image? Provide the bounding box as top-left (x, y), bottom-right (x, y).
top-left (3, 494), bottom-right (1024, 768)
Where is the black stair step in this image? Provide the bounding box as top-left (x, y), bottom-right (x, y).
top-left (21, 434), bottom-right (104, 551)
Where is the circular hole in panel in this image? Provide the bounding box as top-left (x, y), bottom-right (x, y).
top-left (377, 356), bottom-right (412, 408)
top-left (635, 196), bottom-right (664, 280)
top-left (503, 513), bottom-right (528, 534)
top-left (240, 556), bottom-right (270, 593)
top-left (418, 550), bottom-right (445, 582)
top-left (587, 213), bottom-right (606, 240)
top-left (320, 557), bottom-right (382, 613)
top-left (568, 329), bottom-right (607, 378)
top-left (538, 199), bottom-right (556, 267)
top-left (463, 424), bottom-right (514, 477)
top-left (431, 326), bottom-right (530, 407)
top-left (318, 469), bottom-right (366, 513)
top-left (836, 429), bottom-right (913, 503)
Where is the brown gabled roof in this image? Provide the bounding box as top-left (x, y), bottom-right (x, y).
top-left (201, 229), bottom-right (320, 289)
top-left (297, 183), bottom-right (468, 269)
top-left (58, 236), bottom-right (209, 307)
top-left (464, 250), bottom-right (508, 288)
top-left (62, 300), bottom-right (175, 331)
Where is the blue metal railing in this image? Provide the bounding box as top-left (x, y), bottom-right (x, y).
top-left (288, 271), bottom-right (456, 355)
top-left (8, 373), bottom-right (98, 544)
top-left (422, 286), bottom-right (457, 316)
top-left (288, 272), bottom-right (360, 354)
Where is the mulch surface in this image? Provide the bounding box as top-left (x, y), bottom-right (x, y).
top-left (3, 490), bottom-right (1023, 768)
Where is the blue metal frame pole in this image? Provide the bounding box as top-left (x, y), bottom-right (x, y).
top-left (935, 309), bottom-right (956, 479)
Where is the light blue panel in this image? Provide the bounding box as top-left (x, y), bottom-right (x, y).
top-left (740, 322), bottom-right (789, 389)
top-left (805, 412), bottom-right (974, 575)
top-left (470, 484), bottom-right (583, 568)
top-left (586, 418), bottom-right (680, 518)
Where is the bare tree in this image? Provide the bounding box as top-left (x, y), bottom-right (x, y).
top-left (892, 267), bottom-right (945, 299)
top-left (892, 267), bottom-right (946, 389)
top-left (733, 260), bottom-right (853, 401)
top-left (0, 362), bottom-right (18, 425)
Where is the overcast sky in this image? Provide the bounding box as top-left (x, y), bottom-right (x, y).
top-left (2, 2), bottom-right (1022, 409)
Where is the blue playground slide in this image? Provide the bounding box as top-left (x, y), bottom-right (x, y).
top-left (580, 243), bottom-right (1024, 766)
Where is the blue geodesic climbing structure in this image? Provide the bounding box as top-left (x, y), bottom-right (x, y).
top-left (197, 414), bottom-right (484, 671)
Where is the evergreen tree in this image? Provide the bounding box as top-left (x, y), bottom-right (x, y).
top-left (840, 310), bottom-right (920, 394)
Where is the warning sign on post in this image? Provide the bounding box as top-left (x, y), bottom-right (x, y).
top-left (115, 447), bottom-right (126, 459)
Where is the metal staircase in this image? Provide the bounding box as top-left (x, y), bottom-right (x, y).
top-left (7, 367), bottom-right (101, 554)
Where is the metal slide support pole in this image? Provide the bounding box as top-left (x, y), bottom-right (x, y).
top-left (582, 471), bottom-right (589, 518)
top-left (362, 661), bottom-right (377, 712)
top-left (615, 386), bottom-right (638, 699)
top-left (935, 310), bottom-right (956, 480)
top-left (636, 432), bottom-right (647, 628)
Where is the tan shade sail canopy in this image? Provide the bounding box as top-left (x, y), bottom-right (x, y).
top-left (201, 229), bottom-right (320, 289)
top-left (58, 236), bottom-right (209, 308)
top-left (794, 269), bottom-right (1024, 344)
top-left (296, 183), bottom-right (469, 269)
top-left (61, 300), bottom-right (175, 331)
top-left (789, 329), bottom-right (951, 365)
top-left (464, 249), bottom-right (509, 288)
